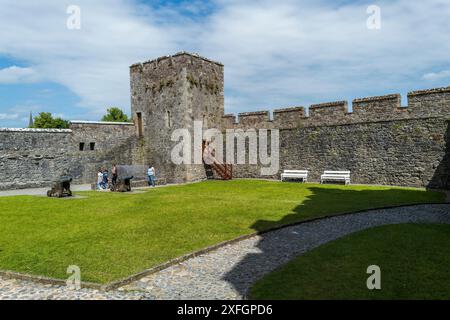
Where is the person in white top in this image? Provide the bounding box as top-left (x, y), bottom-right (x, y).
top-left (97, 169), bottom-right (103, 190)
top-left (147, 165), bottom-right (156, 187)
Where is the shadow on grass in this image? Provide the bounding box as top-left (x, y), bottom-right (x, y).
top-left (221, 185), bottom-right (444, 298)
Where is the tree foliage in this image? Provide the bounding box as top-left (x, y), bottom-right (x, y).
top-left (101, 107), bottom-right (130, 122)
top-left (31, 112), bottom-right (70, 129)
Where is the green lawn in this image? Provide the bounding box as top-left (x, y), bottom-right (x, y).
top-left (0, 180), bottom-right (444, 283)
top-left (249, 223), bottom-right (450, 300)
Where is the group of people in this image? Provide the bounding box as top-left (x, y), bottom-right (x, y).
top-left (97, 164), bottom-right (118, 190)
top-left (96, 164), bottom-right (157, 190)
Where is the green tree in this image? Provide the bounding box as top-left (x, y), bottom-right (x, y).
top-left (32, 112), bottom-right (70, 129)
top-left (101, 107), bottom-right (130, 122)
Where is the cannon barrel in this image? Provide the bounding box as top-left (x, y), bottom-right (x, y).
top-left (111, 175), bottom-right (133, 192)
top-left (59, 175), bottom-right (73, 183)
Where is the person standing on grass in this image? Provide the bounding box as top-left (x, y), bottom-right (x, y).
top-left (97, 169), bottom-right (103, 190)
top-left (147, 165), bottom-right (156, 187)
top-left (102, 169), bottom-right (109, 189)
top-left (111, 164), bottom-right (118, 186)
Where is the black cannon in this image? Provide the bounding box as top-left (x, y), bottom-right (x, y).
top-left (47, 175), bottom-right (73, 198)
top-left (110, 176), bottom-right (133, 192)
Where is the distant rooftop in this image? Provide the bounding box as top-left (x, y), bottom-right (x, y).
top-left (130, 51), bottom-right (224, 68)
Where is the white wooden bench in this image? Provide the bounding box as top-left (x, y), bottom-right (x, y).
top-left (320, 171), bottom-right (351, 185)
top-left (281, 170), bottom-right (308, 182)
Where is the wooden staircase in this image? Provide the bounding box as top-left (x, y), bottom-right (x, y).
top-left (202, 142), bottom-right (232, 180)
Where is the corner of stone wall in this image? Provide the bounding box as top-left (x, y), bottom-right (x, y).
top-left (407, 86), bottom-right (450, 118)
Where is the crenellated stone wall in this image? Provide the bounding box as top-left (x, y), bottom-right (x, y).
top-left (0, 52), bottom-right (449, 190)
top-left (222, 88), bottom-right (450, 130)
top-left (222, 85), bottom-right (449, 189)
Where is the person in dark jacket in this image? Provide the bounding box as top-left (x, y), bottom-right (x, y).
top-left (111, 164), bottom-right (118, 186)
top-left (102, 169), bottom-right (109, 189)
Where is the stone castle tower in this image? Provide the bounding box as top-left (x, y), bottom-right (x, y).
top-left (130, 52), bottom-right (225, 183)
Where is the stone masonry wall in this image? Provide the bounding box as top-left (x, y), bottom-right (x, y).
top-left (281, 117), bottom-right (449, 188)
top-left (230, 117), bottom-right (450, 188)
top-left (0, 122), bottom-right (137, 190)
top-left (69, 121), bottom-right (140, 183)
top-left (0, 128), bottom-right (73, 190)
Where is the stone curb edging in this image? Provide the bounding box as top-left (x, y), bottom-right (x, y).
top-left (0, 270), bottom-right (103, 290)
top-left (0, 202), bottom-right (448, 291)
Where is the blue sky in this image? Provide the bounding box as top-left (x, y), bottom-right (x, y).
top-left (0, 0), bottom-right (450, 127)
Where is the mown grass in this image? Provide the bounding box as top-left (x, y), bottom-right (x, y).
top-left (249, 223), bottom-right (450, 300)
top-left (0, 180), bottom-right (444, 283)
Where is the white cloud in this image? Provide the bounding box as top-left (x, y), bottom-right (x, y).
top-left (0, 113), bottom-right (19, 120)
top-left (1, 104), bottom-right (42, 126)
top-left (200, 0), bottom-right (450, 110)
top-left (0, 0), bottom-right (181, 112)
top-left (0, 66), bottom-right (40, 84)
top-left (9, 103), bottom-right (42, 113)
top-left (0, 0), bottom-right (449, 117)
top-left (423, 70), bottom-right (450, 81)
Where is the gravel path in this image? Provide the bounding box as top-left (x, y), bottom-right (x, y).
top-left (0, 204), bottom-right (449, 300)
top-left (123, 204), bottom-right (450, 299)
top-left (0, 185), bottom-right (92, 197)
top-left (0, 276), bottom-right (154, 300)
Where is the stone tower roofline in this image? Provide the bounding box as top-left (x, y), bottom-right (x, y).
top-left (130, 51), bottom-right (224, 69)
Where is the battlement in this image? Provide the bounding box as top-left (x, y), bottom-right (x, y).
top-left (222, 86), bottom-right (450, 129)
top-left (221, 114), bottom-right (236, 128)
top-left (237, 111), bottom-right (271, 129)
top-left (352, 94), bottom-right (404, 121)
top-left (407, 86), bottom-right (450, 96)
top-left (309, 101), bottom-right (349, 121)
top-left (272, 107), bottom-right (306, 129)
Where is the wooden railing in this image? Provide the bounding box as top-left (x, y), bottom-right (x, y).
top-left (202, 143), bottom-right (232, 180)
top-left (210, 161), bottom-right (232, 180)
